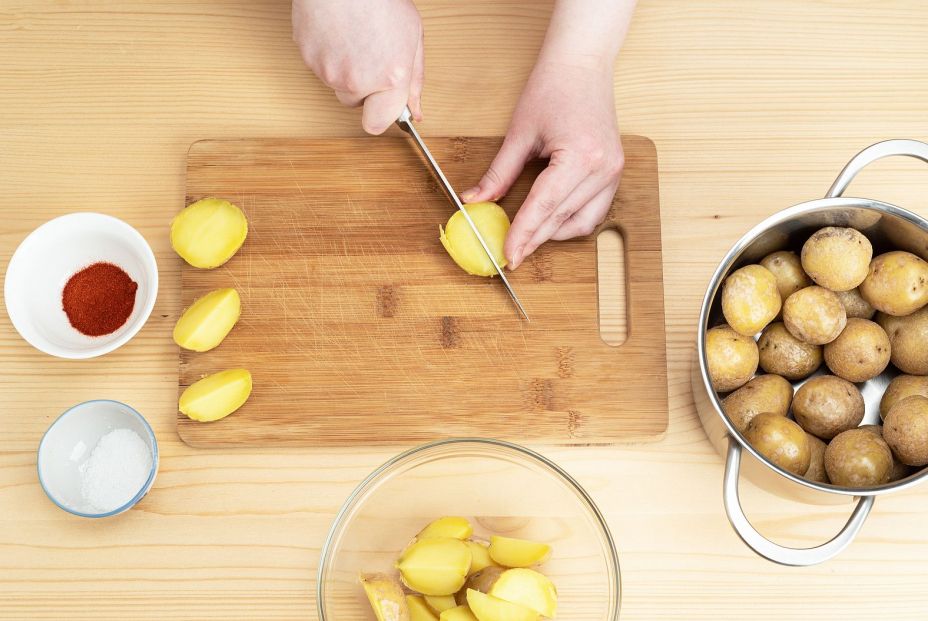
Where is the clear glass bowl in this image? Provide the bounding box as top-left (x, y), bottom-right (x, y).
top-left (318, 438), bottom-right (620, 620)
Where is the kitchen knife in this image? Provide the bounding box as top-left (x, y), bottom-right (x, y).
top-left (396, 106), bottom-right (529, 320)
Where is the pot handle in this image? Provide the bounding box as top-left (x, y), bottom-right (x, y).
top-left (723, 439), bottom-right (875, 566)
top-left (827, 139), bottom-right (928, 198)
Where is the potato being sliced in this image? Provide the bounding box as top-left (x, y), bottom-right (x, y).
top-left (440, 606), bottom-right (478, 621)
top-left (466, 589), bottom-right (538, 621)
top-left (179, 368), bottom-right (252, 422)
top-left (488, 536), bottom-right (551, 568)
top-left (408, 595), bottom-right (439, 621)
top-left (396, 537), bottom-right (472, 596)
top-left (465, 541), bottom-right (497, 575)
top-left (360, 573), bottom-right (410, 621)
top-left (439, 202), bottom-right (509, 277)
top-left (489, 569), bottom-right (557, 618)
top-left (173, 288), bottom-right (241, 352)
top-left (418, 517), bottom-right (473, 541)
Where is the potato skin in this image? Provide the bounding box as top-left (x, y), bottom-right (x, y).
top-left (801, 227), bottom-right (872, 291)
top-left (883, 395), bottom-right (928, 466)
top-left (859, 251), bottom-right (928, 316)
top-left (803, 433), bottom-right (829, 484)
top-left (835, 288), bottom-right (875, 320)
top-left (877, 307), bottom-right (928, 375)
top-left (792, 375), bottom-right (865, 440)
top-left (757, 322), bottom-right (822, 380)
top-left (744, 412), bottom-right (811, 475)
top-left (823, 318), bottom-right (891, 382)
top-left (783, 286), bottom-right (847, 345)
top-left (760, 251), bottom-right (812, 300)
top-left (721, 265), bottom-right (782, 336)
top-left (706, 325), bottom-right (759, 392)
top-left (880, 375), bottom-right (928, 420)
top-left (824, 428), bottom-right (893, 487)
top-left (721, 374), bottom-right (793, 433)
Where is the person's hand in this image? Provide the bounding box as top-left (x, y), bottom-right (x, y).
top-left (461, 61), bottom-right (624, 270)
top-left (292, 0), bottom-right (424, 135)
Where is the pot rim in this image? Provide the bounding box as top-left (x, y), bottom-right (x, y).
top-left (697, 196), bottom-right (928, 497)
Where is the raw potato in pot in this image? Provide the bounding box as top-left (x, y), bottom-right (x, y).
top-left (859, 424), bottom-right (915, 482)
top-left (439, 202), bottom-right (510, 277)
top-left (880, 375), bottom-right (928, 420)
top-left (859, 251), bottom-right (928, 316)
top-left (824, 428), bottom-right (893, 487)
top-left (705, 324), bottom-right (759, 392)
top-left (760, 250), bottom-right (812, 300)
top-left (757, 322), bottom-right (822, 380)
top-left (743, 412), bottom-right (811, 475)
top-left (803, 433), bottom-right (829, 484)
top-left (721, 264), bottom-right (781, 336)
top-left (883, 395), bottom-right (928, 467)
top-left (783, 286), bottom-right (847, 345)
top-left (801, 226), bottom-right (872, 291)
top-left (792, 375), bottom-right (865, 440)
top-left (835, 288), bottom-right (876, 320)
top-left (823, 318), bottom-right (891, 383)
top-left (877, 307), bottom-right (928, 375)
top-left (721, 374), bottom-right (792, 433)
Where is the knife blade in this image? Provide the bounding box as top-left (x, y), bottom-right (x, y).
top-left (396, 106), bottom-right (529, 321)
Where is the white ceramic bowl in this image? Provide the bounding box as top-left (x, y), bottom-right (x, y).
top-left (4, 212), bottom-right (158, 359)
top-left (38, 400), bottom-right (159, 518)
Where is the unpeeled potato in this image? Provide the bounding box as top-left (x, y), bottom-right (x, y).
top-left (173, 288), bottom-right (241, 352)
top-left (171, 197), bottom-right (247, 269)
top-left (705, 324), bottom-right (759, 392)
top-left (721, 264), bottom-right (781, 336)
top-left (440, 202), bottom-right (510, 276)
top-left (880, 375), bottom-right (928, 420)
top-left (179, 368), bottom-right (252, 422)
top-left (801, 226), bottom-right (872, 291)
top-left (361, 573), bottom-right (410, 621)
top-left (859, 251), bottom-right (928, 316)
top-left (760, 250), bottom-right (812, 300)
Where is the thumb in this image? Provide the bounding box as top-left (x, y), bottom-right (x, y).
top-left (461, 132), bottom-right (533, 203)
top-left (362, 87), bottom-right (409, 135)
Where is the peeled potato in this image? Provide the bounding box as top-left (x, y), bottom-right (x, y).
top-left (361, 573), bottom-right (410, 621)
top-left (440, 202), bottom-right (510, 276)
top-left (465, 541), bottom-right (497, 575)
top-left (408, 596), bottom-right (439, 621)
top-left (440, 606), bottom-right (478, 621)
top-left (418, 517), bottom-right (474, 541)
top-left (173, 288), bottom-right (241, 352)
top-left (488, 536), bottom-right (550, 568)
top-left (396, 537), bottom-right (472, 596)
top-left (179, 368), bottom-right (252, 422)
top-left (721, 264), bottom-right (782, 336)
top-left (488, 569), bottom-right (557, 618)
top-left (466, 590), bottom-right (538, 621)
top-left (171, 197), bottom-right (247, 269)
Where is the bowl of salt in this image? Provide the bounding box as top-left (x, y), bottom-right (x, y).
top-left (38, 400), bottom-right (158, 518)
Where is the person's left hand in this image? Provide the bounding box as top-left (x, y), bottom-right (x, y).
top-left (461, 60), bottom-right (624, 270)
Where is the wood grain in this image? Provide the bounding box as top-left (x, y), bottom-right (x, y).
top-left (178, 136), bottom-right (666, 446)
top-left (2, 1), bottom-right (928, 619)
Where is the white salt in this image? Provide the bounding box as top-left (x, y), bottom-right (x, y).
top-left (79, 428), bottom-right (152, 513)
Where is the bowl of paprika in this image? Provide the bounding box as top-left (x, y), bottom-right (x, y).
top-left (4, 212), bottom-right (158, 359)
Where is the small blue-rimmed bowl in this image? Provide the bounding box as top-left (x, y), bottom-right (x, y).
top-left (37, 400), bottom-right (158, 518)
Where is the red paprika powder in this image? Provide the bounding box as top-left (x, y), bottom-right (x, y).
top-left (62, 262), bottom-right (138, 336)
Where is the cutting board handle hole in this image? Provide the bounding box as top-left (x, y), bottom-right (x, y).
top-left (596, 228), bottom-right (628, 346)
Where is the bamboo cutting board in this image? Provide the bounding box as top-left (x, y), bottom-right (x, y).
top-left (178, 135), bottom-right (666, 446)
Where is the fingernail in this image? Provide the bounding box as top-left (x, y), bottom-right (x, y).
top-left (460, 187), bottom-right (479, 202)
top-left (510, 245), bottom-right (524, 268)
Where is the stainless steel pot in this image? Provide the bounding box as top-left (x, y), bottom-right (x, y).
top-left (695, 139), bottom-right (928, 566)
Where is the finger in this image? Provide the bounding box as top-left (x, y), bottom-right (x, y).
top-left (519, 175), bottom-right (608, 261)
top-left (460, 132), bottom-right (534, 204)
top-left (550, 183), bottom-right (618, 241)
top-left (408, 30), bottom-right (425, 122)
top-left (503, 153), bottom-right (587, 268)
top-left (361, 87), bottom-right (410, 135)
top-left (335, 89), bottom-right (364, 108)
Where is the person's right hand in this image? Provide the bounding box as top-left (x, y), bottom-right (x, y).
top-left (292, 0), bottom-right (424, 135)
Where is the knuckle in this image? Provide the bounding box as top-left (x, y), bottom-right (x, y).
top-left (537, 197), bottom-right (559, 215)
top-left (386, 63), bottom-right (409, 87)
top-left (483, 166), bottom-right (503, 188)
top-left (552, 208), bottom-right (572, 227)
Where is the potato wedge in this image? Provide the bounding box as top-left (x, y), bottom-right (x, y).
top-left (488, 536), bottom-right (551, 568)
top-left (179, 368), bottom-right (252, 422)
top-left (418, 517), bottom-right (473, 541)
top-left (488, 569), bottom-right (557, 618)
top-left (408, 595), bottom-right (439, 621)
top-left (171, 197), bottom-right (247, 269)
top-left (440, 606), bottom-right (478, 621)
top-left (465, 541), bottom-right (497, 575)
top-left (173, 288), bottom-right (241, 352)
top-left (424, 595), bottom-right (457, 615)
top-left (466, 590), bottom-right (538, 621)
top-left (360, 572), bottom-right (410, 621)
top-left (396, 537), bottom-right (472, 596)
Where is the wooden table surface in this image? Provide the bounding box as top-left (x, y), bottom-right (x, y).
top-left (2, 1), bottom-right (927, 619)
